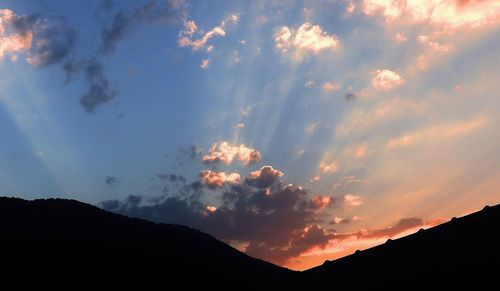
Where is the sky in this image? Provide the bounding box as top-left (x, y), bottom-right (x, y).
top-left (1, 0), bottom-right (499, 270)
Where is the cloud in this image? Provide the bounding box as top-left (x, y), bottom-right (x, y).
top-left (80, 58), bottom-right (117, 113)
top-left (102, 167), bottom-right (335, 266)
top-left (345, 1), bottom-right (357, 16)
top-left (330, 216), bottom-right (349, 225)
top-left (333, 176), bottom-right (366, 190)
top-left (371, 69), bottom-right (405, 90)
top-left (178, 13), bottom-right (238, 51)
top-left (199, 170), bottom-right (241, 189)
top-left (362, 0), bottom-right (500, 29)
top-left (22, 17), bottom-right (75, 67)
top-left (101, 0), bottom-right (181, 54)
top-left (318, 161), bottom-right (338, 174)
top-left (394, 32), bottom-right (408, 43)
top-left (105, 176), bottom-right (120, 186)
top-left (157, 173), bottom-right (187, 184)
top-left (1, 9), bottom-right (75, 66)
top-left (200, 58), bottom-right (210, 69)
top-left (322, 82), bottom-right (341, 92)
top-left (0, 10), bottom-right (33, 61)
top-left (386, 116), bottom-right (488, 149)
top-left (275, 22), bottom-right (339, 61)
top-left (304, 80), bottom-right (316, 88)
top-left (245, 166), bottom-right (284, 188)
top-left (345, 92), bottom-right (357, 101)
top-left (354, 217), bottom-right (423, 239)
top-left (1, 8), bottom-right (135, 113)
top-left (344, 194), bottom-right (363, 207)
top-left (203, 141), bottom-right (262, 166)
top-left (304, 123), bottom-right (318, 135)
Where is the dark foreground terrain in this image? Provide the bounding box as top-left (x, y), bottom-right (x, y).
top-left (1, 197), bottom-right (499, 288)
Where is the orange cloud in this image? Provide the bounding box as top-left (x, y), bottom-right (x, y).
top-left (344, 194), bottom-right (363, 207)
top-left (289, 215), bottom-right (448, 270)
top-left (203, 141), bottom-right (262, 166)
top-left (275, 22), bottom-right (339, 61)
top-left (311, 196), bottom-right (332, 211)
top-left (199, 170), bottom-right (241, 189)
top-left (322, 82), bottom-right (341, 92)
top-left (0, 9), bottom-right (33, 61)
top-left (318, 160), bottom-right (338, 174)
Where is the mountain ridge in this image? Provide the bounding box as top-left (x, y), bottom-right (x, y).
top-left (1, 196), bottom-right (499, 287)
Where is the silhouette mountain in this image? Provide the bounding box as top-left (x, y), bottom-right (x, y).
top-left (1, 197), bottom-right (499, 287)
top-left (0, 197), bottom-right (293, 286)
top-left (303, 204), bottom-right (500, 287)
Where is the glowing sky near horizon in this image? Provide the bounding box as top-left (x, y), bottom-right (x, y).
top-left (1, 0), bottom-right (499, 270)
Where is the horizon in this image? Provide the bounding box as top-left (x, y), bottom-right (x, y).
top-left (0, 0), bottom-right (499, 270)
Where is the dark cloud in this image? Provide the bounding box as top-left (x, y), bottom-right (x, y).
top-left (157, 173), bottom-right (186, 184)
top-left (80, 58), bottom-right (117, 113)
top-left (245, 166), bottom-right (284, 189)
top-left (345, 93), bottom-right (357, 101)
top-left (101, 0), bottom-right (181, 54)
top-left (11, 14), bottom-right (75, 67)
top-left (105, 176), bottom-right (120, 186)
top-left (62, 58), bottom-right (81, 84)
top-left (101, 174), bottom-right (333, 265)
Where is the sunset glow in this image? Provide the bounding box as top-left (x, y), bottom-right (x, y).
top-left (1, 0), bottom-right (499, 271)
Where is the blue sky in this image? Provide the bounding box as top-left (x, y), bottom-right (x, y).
top-left (1, 0), bottom-right (499, 270)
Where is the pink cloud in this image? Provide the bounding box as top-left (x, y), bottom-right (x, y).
top-left (362, 0), bottom-right (500, 29)
top-left (394, 32), bottom-right (408, 43)
top-left (275, 22), bottom-right (339, 61)
top-left (199, 170), bottom-right (241, 189)
top-left (203, 141), bottom-right (262, 166)
top-left (322, 82), bottom-right (341, 92)
top-left (371, 69), bottom-right (405, 90)
top-left (0, 9), bottom-right (33, 61)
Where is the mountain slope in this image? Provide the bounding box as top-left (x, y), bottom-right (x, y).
top-left (0, 197), bottom-right (293, 285)
top-left (303, 204), bottom-right (500, 286)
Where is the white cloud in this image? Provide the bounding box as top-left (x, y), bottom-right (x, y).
top-left (178, 13), bottom-right (239, 51)
top-left (200, 59), bottom-right (210, 69)
top-left (371, 69), bottom-right (405, 90)
top-left (275, 22), bottom-right (339, 61)
top-left (305, 80), bottom-right (316, 88)
top-left (203, 141), bottom-right (262, 166)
